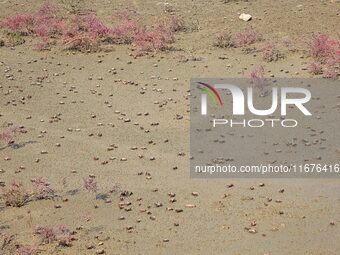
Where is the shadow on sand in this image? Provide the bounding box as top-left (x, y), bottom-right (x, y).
top-left (0, 140), bottom-right (37, 151)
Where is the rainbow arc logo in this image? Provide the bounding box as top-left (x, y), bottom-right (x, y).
top-left (197, 82), bottom-right (223, 107)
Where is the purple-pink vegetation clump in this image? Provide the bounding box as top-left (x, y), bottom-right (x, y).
top-left (261, 42), bottom-right (283, 62)
top-left (83, 176), bottom-right (97, 192)
top-left (17, 245), bottom-right (38, 255)
top-left (0, 2), bottom-right (66, 50)
top-left (0, 14), bottom-right (34, 33)
top-left (308, 62), bottom-right (323, 75)
top-left (35, 224), bottom-right (75, 246)
top-left (250, 65), bottom-right (266, 88)
top-left (110, 11), bottom-right (140, 43)
top-left (32, 176), bottom-right (55, 200)
top-left (0, 3), bottom-right (182, 54)
top-left (235, 28), bottom-right (262, 47)
top-left (0, 126), bottom-right (18, 144)
top-left (308, 34), bottom-right (339, 79)
top-left (1, 180), bottom-right (29, 207)
top-left (133, 16), bottom-right (183, 55)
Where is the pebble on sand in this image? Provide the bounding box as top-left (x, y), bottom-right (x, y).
top-left (239, 13), bottom-right (252, 21)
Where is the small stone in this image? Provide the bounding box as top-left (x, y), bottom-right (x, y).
top-left (86, 244), bottom-right (95, 249)
top-left (96, 249), bottom-right (105, 254)
top-left (192, 192), bottom-right (199, 196)
top-left (248, 228), bottom-right (257, 234)
top-left (239, 13), bottom-right (252, 21)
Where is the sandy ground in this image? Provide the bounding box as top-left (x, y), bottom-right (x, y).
top-left (0, 0), bottom-right (340, 254)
